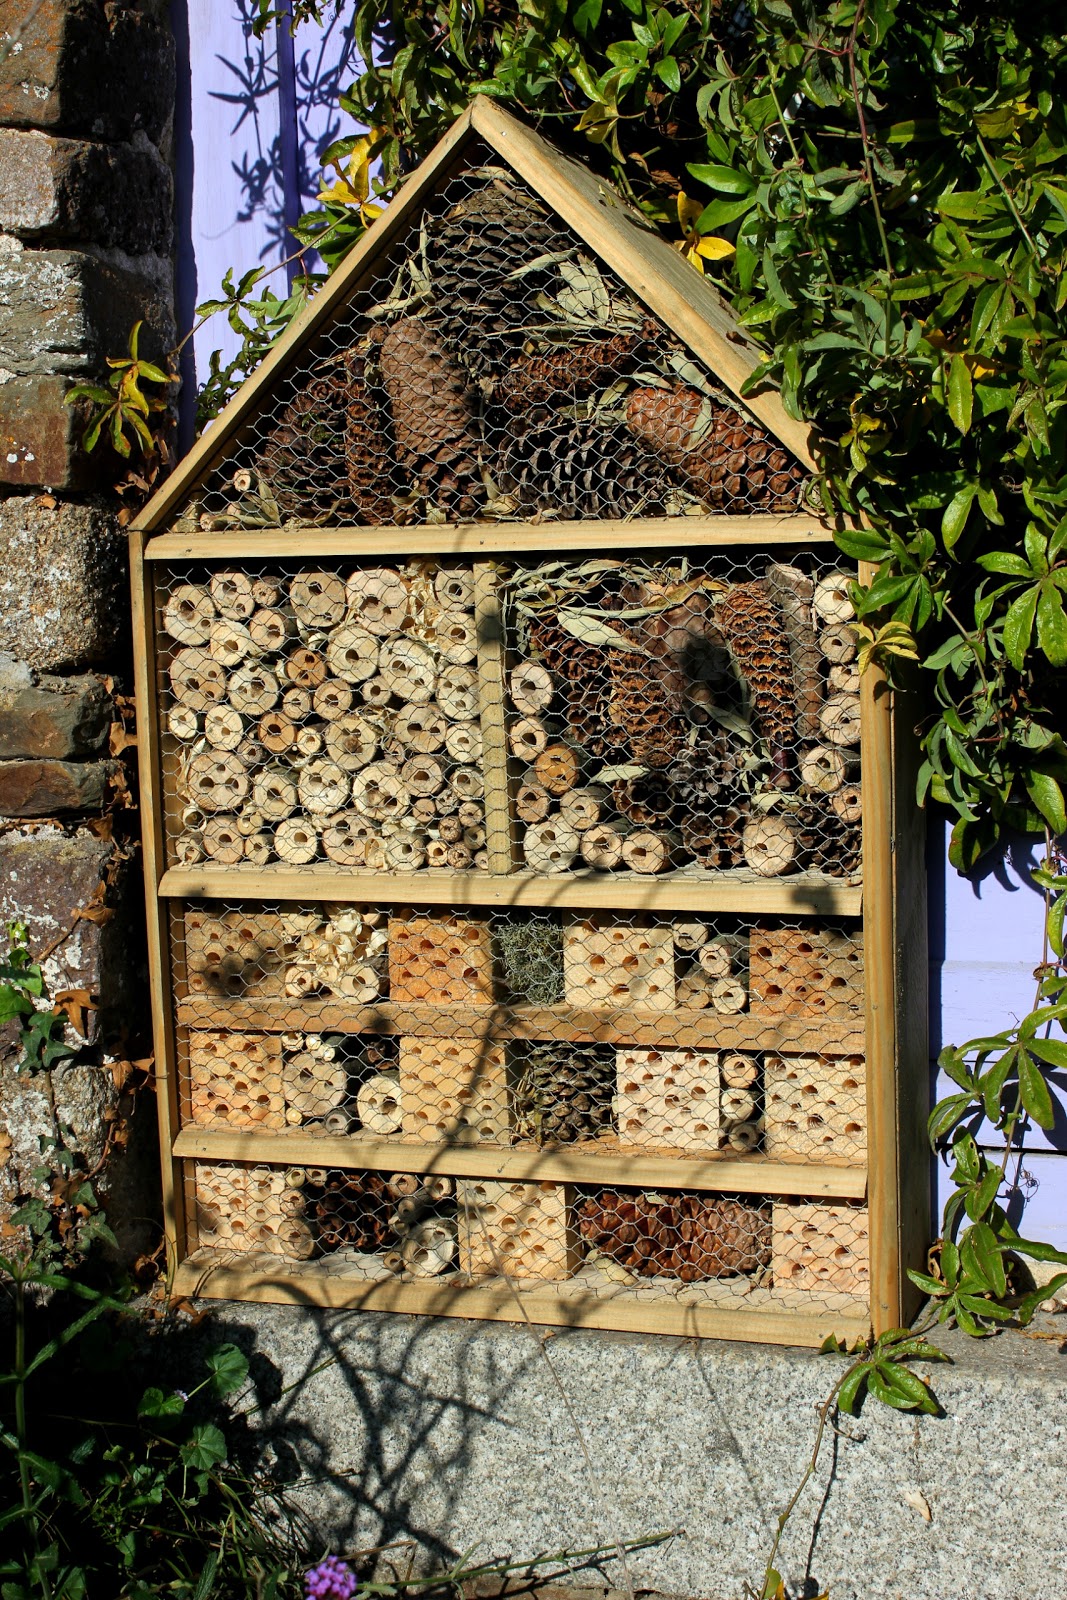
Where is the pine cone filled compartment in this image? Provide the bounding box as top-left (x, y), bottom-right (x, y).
top-left (304, 1168), bottom-right (396, 1255)
top-left (626, 384), bottom-right (806, 512)
top-left (379, 318), bottom-right (484, 519)
top-left (577, 1187), bottom-right (772, 1282)
top-left (511, 1041), bottom-right (616, 1146)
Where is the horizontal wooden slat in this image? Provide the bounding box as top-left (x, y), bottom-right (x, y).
top-left (172, 1249), bottom-right (871, 1348)
top-left (159, 865), bottom-right (863, 916)
top-left (174, 996), bottom-right (865, 1054)
top-left (172, 1126), bottom-right (868, 1196)
top-left (144, 513), bottom-right (836, 562)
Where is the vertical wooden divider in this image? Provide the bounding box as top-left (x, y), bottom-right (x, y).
top-left (474, 561), bottom-right (518, 874)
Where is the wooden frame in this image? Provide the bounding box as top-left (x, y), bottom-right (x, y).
top-left (130, 102), bottom-right (928, 1346)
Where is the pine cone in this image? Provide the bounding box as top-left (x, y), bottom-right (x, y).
top-left (427, 178), bottom-right (575, 377)
top-left (500, 416), bottom-right (667, 521)
top-left (614, 772), bottom-right (677, 826)
top-left (513, 1044), bottom-right (614, 1145)
top-left (670, 1196), bottom-right (772, 1279)
top-left (258, 352), bottom-right (354, 519)
top-left (345, 337), bottom-right (399, 525)
top-left (799, 803), bottom-right (862, 877)
top-left (379, 317), bottom-right (484, 518)
top-left (529, 618), bottom-right (601, 683)
top-left (496, 326), bottom-right (654, 410)
top-left (307, 1171), bottom-right (394, 1253)
top-left (606, 645), bottom-right (687, 761)
top-left (717, 580), bottom-right (796, 777)
top-left (680, 801), bottom-right (749, 869)
top-left (626, 384), bottom-right (805, 511)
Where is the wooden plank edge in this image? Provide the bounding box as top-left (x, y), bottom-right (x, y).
top-left (157, 864), bottom-right (864, 916)
top-left (171, 1127), bottom-right (869, 1197)
top-left (170, 1254), bottom-right (871, 1348)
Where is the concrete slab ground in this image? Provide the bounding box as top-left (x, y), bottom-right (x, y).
top-left (202, 1303), bottom-right (1067, 1600)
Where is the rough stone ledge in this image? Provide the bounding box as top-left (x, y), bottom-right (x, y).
top-left (195, 1304), bottom-right (1067, 1600)
top-left (0, 495), bottom-right (126, 670)
top-left (0, 128), bottom-right (173, 253)
top-left (0, 247), bottom-right (175, 377)
top-left (0, 673), bottom-right (111, 759)
top-left (0, 756), bottom-right (114, 814)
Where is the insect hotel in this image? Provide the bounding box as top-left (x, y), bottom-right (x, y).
top-left (131, 101), bottom-right (928, 1346)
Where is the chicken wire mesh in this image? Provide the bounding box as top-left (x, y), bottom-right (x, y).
top-left (184, 1159), bottom-right (870, 1313)
top-left (154, 549), bottom-right (860, 879)
top-left (167, 149), bottom-right (813, 532)
top-left (171, 901), bottom-right (867, 1167)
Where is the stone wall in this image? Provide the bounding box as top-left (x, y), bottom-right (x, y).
top-left (0, 0), bottom-right (175, 1250)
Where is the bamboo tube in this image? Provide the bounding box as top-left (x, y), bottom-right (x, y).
top-left (742, 815), bottom-right (797, 876)
top-left (395, 703), bottom-right (447, 751)
top-left (276, 688), bottom-right (309, 724)
top-left (433, 609), bottom-right (478, 664)
top-left (185, 750), bottom-right (249, 811)
top-left (163, 583), bottom-right (214, 644)
top-left (799, 744), bottom-right (847, 793)
top-left (252, 576), bottom-right (284, 607)
top-left (721, 1053), bottom-right (759, 1088)
top-left (510, 661), bottom-right (553, 715)
top-left (323, 1110), bottom-right (354, 1135)
top-left (411, 796), bottom-right (437, 825)
top-left (383, 829), bottom-right (428, 871)
top-left (252, 767), bottom-right (298, 820)
top-left (356, 1071), bottom-right (402, 1133)
top-left (509, 717), bottom-right (548, 762)
top-left (201, 814), bottom-right (244, 864)
top-left (516, 782), bottom-right (551, 824)
top-left (726, 1121), bottom-right (760, 1152)
top-left (446, 842), bottom-right (473, 870)
top-left (425, 839), bottom-right (451, 868)
top-left (325, 711), bottom-right (378, 770)
top-left (711, 977), bottom-right (747, 1014)
top-left (444, 721), bottom-right (483, 764)
top-left (284, 964), bottom-right (320, 998)
top-left (721, 1087), bottom-right (757, 1123)
top-left (560, 785), bottom-right (609, 832)
top-left (676, 971), bottom-right (711, 1008)
top-left (299, 758), bottom-right (351, 816)
top-left (360, 675), bottom-right (393, 709)
top-left (425, 1175), bottom-right (454, 1201)
top-left (463, 824), bottom-right (486, 851)
top-left (248, 607), bottom-right (295, 653)
top-left (244, 832), bottom-right (273, 865)
top-left (622, 829), bottom-right (674, 874)
top-left (285, 1167), bottom-right (306, 1189)
top-left (167, 705), bottom-right (200, 742)
top-left (580, 822), bottom-right (629, 870)
top-left (457, 802), bottom-right (483, 829)
top-left (382, 1249), bottom-right (404, 1274)
top-left (294, 724), bottom-right (324, 758)
top-left (275, 816), bottom-right (320, 864)
top-left (209, 617), bottom-right (256, 668)
top-left (438, 814), bottom-right (464, 844)
top-left (325, 623), bottom-right (378, 685)
top-left (436, 665), bottom-right (478, 722)
top-left (828, 662), bottom-right (860, 694)
top-left (435, 787), bottom-right (459, 816)
top-left (210, 570), bottom-right (256, 620)
top-left (534, 743), bottom-right (580, 796)
top-left (401, 755), bottom-right (444, 797)
top-left (524, 818), bottom-right (579, 871)
top-left (673, 920), bottom-right (708, 953)
top-left (434, 567), bottom-right (475, 607)
top-left (204, 704), bottom-right (244, 751)
top-left (175, 834), bottom-right (204, 866)
top-left (180, 804), bottom-right (205, 831)
top-left (279, 1187), bottom-right (307, 1217)
top-left (819, 693), bottom-right (862, 747)
top-left (401, 1217), bottom-right (456, 1277)
top-left (235, 804), bottom-right (265, 835)
top-left (345, 567), bottom-right (408, 635)
top-left (819, 622), bottom-right (857, 663)
top-left (321, 812), bottom-right (379, 866)
top-left (258, 710), bottom-right (297, 753)
top-left (285, 646), bottom-right (328, 690)
top-left (698, 940), bottom-right (732, 979)
top-left (291, 570), bottom-right (346, 627)
top-left (352, 762), bottom-right (407, 821)
top-left (237, 736), bottom-right (268, 769)
top-left (474, 849), bottom-right (489, 870)
top-left (170, 647), bottom-right (227, 710)
top-left (831, 783), bottom-right (863, 824)
top-left (313, 678), bottom-right (354, 720)
top-left (813, 572), bottom-right (856, 625)
top-left (449, 765), bottom-right (483, 802)
top-left (389, 1172), bottom-right (421, 1197)
top-left (228, 663), bottom-right (280, 717)
top-left (380, 637), bottom-right (435, 702)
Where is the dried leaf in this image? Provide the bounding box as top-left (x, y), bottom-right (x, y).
top-left (557, 610), bottom-right (648, 650)
top-left (901, 1487), bottom-right (933, 1521)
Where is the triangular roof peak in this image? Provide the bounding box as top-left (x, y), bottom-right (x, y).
top-left (136, 100), bottom-right (815, 533)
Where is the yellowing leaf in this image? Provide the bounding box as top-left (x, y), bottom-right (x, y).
top-left (696, 235), bottom-right (736, 261)
top-left (677, 191), bottom-right (704, 232)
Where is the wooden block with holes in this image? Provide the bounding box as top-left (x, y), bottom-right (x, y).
top-left (399, 1036), bottom-right (510, 1144)
top-left (189, 1030), bottom-right (284, 1129)
top-left (563, 916), bottom-right (674, 1010)
top-left (388, 912), bottom-right (495, 1004)
top-left (183, 909), bottom-right (312, 1000)
top-left (748, 925), bottom-right (864, 1020)
top-left (458, 1179), bottom-right (579, 1279)
top-left (193, 1162), bottom-right (311, 1258)
top-left (772, 1202), bottom-right (870, 1295)
top-left (763, 1052), bottom-right (867, 1164)
top-left (615, 1049), bottom-right (719, 1150)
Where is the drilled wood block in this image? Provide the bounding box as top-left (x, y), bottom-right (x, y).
top-left (563, 917), bottom-right (674, 1010)
top-left (763, 1052), bottom-right (866, 1164)
top-left (189, 1030), bottom-right (284, 1130)
top-left (184, 909), bottom-right (314, 1000)
top-left (614, 1048), bottom-right (719, 1150)
top-left (388, 912), bottom-right (495, 1005)
top-left (458, 1179), bottom-right (579, 1279)
top-left (399, 1036), bottom-right (509, 1144)
top-left (749, 925), bottom-right (864, 1020)
top-left (193, 1162), bottom-right (311, 1257)
top-left (772, 1202), bottom-right (869, 1295)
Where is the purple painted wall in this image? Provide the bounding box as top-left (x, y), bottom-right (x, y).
top-left (171, 3), bottom-right (1066, 1254)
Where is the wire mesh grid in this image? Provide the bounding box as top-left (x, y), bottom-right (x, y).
top-left (183, 1158), bottom-right (870, 1315)
top-left (171, 900), bottom-right (867, 1168)
top-left (167, 146), bottom-right (813, 532)
top-left (154, 549), bottom-right (860, 878)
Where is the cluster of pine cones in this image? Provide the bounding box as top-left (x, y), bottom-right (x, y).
top-left (512, 1042), bottom-right (615, 1145)
top-left (254, 171), bottom-right (806, 525)
top-left (578, 1189), bottom-right (772, 1280)
top-left (305, 1170), bottom-right (394, 1253)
